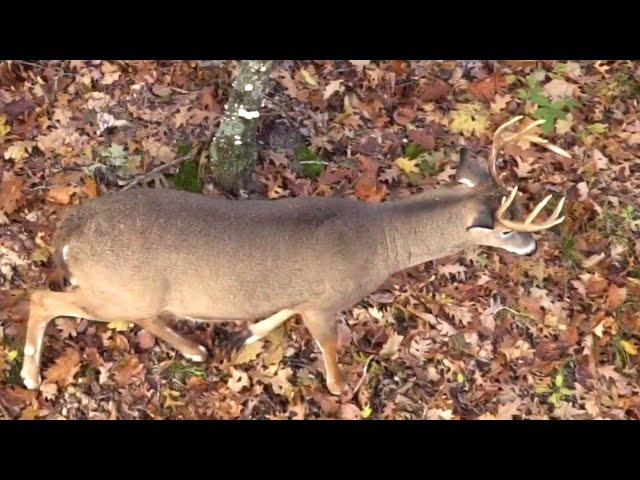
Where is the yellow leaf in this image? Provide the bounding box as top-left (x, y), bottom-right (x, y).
top-left (0, 115), bottom-right (11, 138)
top-left (620, 340), bottom-right (638, 356)
top-left (448, 103), bottom-right (490, 137)
top-left (394, 156), bottom-right (420, 174)
top-left (4, 141), bottom-right (36, 161)
top-left (107, 320), bottom-right (132, 332)
top-left (30, 245), bottom-right (50, 263)
top-left (555, 113), bottom-right (574, 135)
top-left (230, 340), bottom-right (264, 365)
top-left (300, 68), bottom-right (318, 87)
top-left (19, 406), bottom-right (40, 420)
top-left (267, 185), bottom-right (288, 199)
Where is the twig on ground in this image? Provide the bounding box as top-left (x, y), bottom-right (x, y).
top-left (122, 151), bottom-right (196, 191)
top-left (350, 355), bottom-right (374, 400)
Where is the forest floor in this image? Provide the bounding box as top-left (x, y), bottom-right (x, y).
top-left (0, 60), bottom-right (639, 419)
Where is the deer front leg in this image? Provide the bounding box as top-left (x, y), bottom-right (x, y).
top-left (300, 310), bottom-right (346, 396)
top-left (136, 314), bottom-right (208, 362)
top-left (21, 290), bottom-right (92, 390)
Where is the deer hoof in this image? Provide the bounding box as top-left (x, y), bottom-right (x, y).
top-left (21, 365), bottom-right (42, 390)
top-left (327, 379), bottom-right (347, 396)
top-left (184, 345), bottom-right (208, 362)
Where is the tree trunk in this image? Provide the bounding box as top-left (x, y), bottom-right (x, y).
top-left (209, 60), bottom-right (273, 191)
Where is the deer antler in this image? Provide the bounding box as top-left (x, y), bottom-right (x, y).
top-left (488, 116), bottom-right (571, 186)
top-left (489, 116), bottom-right (571, 232)
top-left (495, 186), bottom-right (566, 232)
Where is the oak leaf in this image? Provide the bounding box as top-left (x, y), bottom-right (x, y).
top-left (44, 348), bottom-right (80, 386)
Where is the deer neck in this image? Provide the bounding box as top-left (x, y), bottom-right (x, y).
top-left (378, 186), bottom-right (471, 273)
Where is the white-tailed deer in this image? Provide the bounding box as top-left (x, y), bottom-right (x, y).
top-left (19, 117), bottom-right (569, 394)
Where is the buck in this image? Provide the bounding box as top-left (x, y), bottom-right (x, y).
top-left (19, 117), bottom-right (569, 395)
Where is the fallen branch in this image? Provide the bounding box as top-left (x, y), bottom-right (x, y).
top-left (350, 355), bottom-right (374, 400)
top-left (121, 151), bottom-right (196, 191)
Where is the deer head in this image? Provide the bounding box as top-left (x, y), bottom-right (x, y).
top-left (456, 115), bottom-right (569, 256)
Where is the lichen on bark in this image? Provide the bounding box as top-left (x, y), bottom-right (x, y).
top-left (209, 60), bottom-right (273, 191)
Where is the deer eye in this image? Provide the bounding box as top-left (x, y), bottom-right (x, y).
top-left (500, 230), bottom-right (513, 238)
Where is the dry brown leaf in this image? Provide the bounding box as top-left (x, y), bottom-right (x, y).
top-left (0, 171), bottom-right (24, 214)
top-left (45, 186), bottom-right (77, 205)
top-left (379, 333), bottom-right (404, 359)
top-left (113, 356), bottom-right (144, 386)
top-left (469, 74), bottom-right (506, 101)
top-left (135, 329), bottom-right (156, 350)
top-left (44, 348), bottom-right (81, 386)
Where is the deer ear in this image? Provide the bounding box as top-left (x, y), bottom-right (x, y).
top-left (456, 149), bottom-right (492, 188)
top-left (466, 207), bottom-right (494, 231)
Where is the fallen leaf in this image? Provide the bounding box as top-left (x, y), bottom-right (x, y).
top-left (113, 356), bottom-right (144, 386)
top-left (469, 74), bottom-right (506, 101)
top-left (136, 329), bottom-right (156, 350)
top-left (354, 173), bottom-right (387, 203)
top-left (227, 366), bottom-right (250, 392)
top-left (555, 113), bottom-right (575, 135)
top-left (231, 339), bottom-right (264, 365)
top-left (379, 333), bottom-right (404, 358)
top-left (619, 340), bottom-right (638, 356)
top-left (107, 320), bottom-right (132, 332)
top-left (495, 400), bottom-right (522, 419)
top-left (19, 406), bottom-right (40, 420)
top-left (44, 348), bottom-right (81, 386)
top-left (83, 177), bottom-right (100, 197)
top-left (339, 403), bottom-right (362, 420)
top-left (490, 93), bottom-right (512, 113)
top-left (394, 156), bottom-right (420, 174)
top-left (0, 171), bottom-right (25, 213)
top-left (448, 103), bottom-right (491, 137)
top-left (299, 68), bottom-right (318, 87)
top-left (393, 108), bottom-right (415, 126)
top-left (45, 186), bottom-right (77, 205)
top-left (544, 78), bottom-right (577, 100)
top-left (323, 79), bottom-right (344, 100)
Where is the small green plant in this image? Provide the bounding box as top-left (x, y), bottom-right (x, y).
top-left (578, 122), bottom-right (608, 142)
top-left (175, 142), bottom-right (192, 155)
top-left (361, 404), bottom-right (373, 419)
top-left (3, 343), bottom-right (24, 385)
top-left (166, 361), bottom-right (206, 382)
top-left (475, 253), bottom-right (489, 268)
top-left (612, 331), bottom-right (638, 368)
top-left (171, 159), bottom-right (203, 193)
top-left (561, 234), bottom-right (582, 269)
top-left (517, 75), bottom-right (580, 133)
top-left (593, 205), bottom-right (637, 247)
top-left (403, 142), bottom-right (438, 177)
top-left (536, 370), bottom-right (573, 407)
top-left (295, 146), bottom-right (324, 180)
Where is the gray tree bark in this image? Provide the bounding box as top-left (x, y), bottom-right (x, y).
top-left (209, 60), bottom-right (273, 191)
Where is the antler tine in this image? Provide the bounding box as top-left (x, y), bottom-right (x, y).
top-left (524, 194), bottom-right (552, 224)
top-left (489, 115), bottom-right (571, 233)
top-left (489, 115), bottom-right (524, 185)
top-left (496, 191), bottom-right (567, 233)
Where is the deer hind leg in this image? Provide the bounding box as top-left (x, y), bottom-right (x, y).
top-left (136, 313), bottom-right (208, 362)
top-left (300, 310), bottom-right (346, 396)
top-left (21, 290), bottom-right (93, 390)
